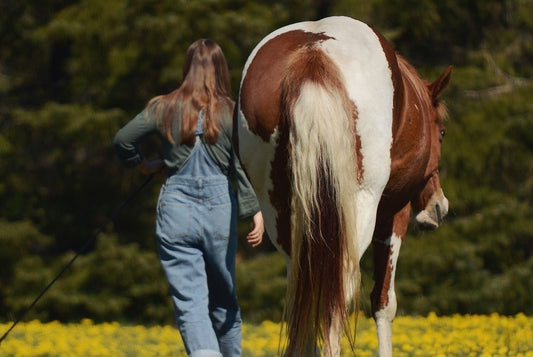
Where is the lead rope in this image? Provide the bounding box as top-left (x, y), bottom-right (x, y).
top-left (0, 173), bottom-right (154, 344)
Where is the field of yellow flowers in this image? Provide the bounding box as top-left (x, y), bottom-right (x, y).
top-left (1, 313), bottom-right (531, 356)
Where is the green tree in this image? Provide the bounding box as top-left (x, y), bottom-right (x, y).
top-left (1, 0), bottom-right (532, 324)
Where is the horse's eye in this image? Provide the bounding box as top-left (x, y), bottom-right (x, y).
top-left (440, 129), bottom-right (446, 137)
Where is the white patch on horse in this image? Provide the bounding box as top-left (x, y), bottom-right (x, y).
top-left (236, 108), bottom-right (288, 261)
top-left (375, 233), bottom-right (402, 357)
top-left (310, 16), bottom-right (395, 254)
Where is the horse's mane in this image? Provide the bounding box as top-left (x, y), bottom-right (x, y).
top-left (396, 55), bottom-right (449, 121)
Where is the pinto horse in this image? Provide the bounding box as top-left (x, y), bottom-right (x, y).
top-left (234, 16), bottom-right (452, 356)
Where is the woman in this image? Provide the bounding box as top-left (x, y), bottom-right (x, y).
top-left (113, 39), bottom-right (264, 357)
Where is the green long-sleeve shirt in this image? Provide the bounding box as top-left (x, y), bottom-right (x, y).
top-left (113, 104), bottom-right (260, 219)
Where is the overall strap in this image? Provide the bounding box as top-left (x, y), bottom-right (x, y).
top-left (195, 110), bottom-right (204, 137)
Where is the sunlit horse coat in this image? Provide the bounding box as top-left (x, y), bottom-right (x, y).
top-left (234, 16), bottom-right (452, 356)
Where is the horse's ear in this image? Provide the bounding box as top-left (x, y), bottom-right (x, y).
top-left (428, 65), bottom-right (452, 103)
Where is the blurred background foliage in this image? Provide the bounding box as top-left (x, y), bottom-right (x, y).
top-left (0, 0), bottom-right (531, 325)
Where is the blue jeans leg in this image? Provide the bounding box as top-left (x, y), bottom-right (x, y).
top-left (203, 200), bottom-right (242, 357)
top-left (157, 237), bottom-right (221, 355)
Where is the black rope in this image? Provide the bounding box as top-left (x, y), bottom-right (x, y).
top-left (0, 174), bottom-right (154, 344)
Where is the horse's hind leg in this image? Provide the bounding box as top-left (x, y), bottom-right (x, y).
top-left (371, 203), bottom-right (410, 357)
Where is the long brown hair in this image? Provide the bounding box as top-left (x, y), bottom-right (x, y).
top-left (147, 39), bottom-right (233, 145)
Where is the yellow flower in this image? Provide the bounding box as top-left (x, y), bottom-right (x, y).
top-left (0, 313), bottom-right (531, 356)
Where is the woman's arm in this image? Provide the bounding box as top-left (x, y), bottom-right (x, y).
top-left (113, 110), bottom-right (158, 168)
top-left (246, 211), bottom-right (264, 247)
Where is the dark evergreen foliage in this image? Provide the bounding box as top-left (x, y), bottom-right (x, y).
top-left (1, 0), bottom-right (531, 324)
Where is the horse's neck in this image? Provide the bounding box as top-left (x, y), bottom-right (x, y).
top-left (386, 71), bottom-right (432, 196)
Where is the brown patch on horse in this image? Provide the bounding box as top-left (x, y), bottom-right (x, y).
top-left (371, 54), bottom-right (451, 314)
top-left (279, 43), bottom-right (357, 355)
top-left (371, 203), bottom-right (410, 312)
top-left (240, 30), bottom-right (334, 142)
top-left (353, 106), bottom-right (363, 183)
top-left (372, 29), bottom-right (430, 214)
top-left (378, 55), bottom-right (434, 214)
top-left (393, 56), bottom-right (450, 202)
top-left (372, 29), bottom-right (446, 222)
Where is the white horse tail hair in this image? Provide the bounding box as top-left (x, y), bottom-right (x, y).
top-left (280, 45), bottom-right (361, 355)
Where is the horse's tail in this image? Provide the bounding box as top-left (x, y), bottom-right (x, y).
top-left (281, 45), bottom-right (360, 355)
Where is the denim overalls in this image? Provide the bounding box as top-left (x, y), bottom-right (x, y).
top-left (156, 111), bottom-right (241, 357)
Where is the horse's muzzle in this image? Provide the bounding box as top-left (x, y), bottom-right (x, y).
top-left (415, 194), bottom-right (449, 230)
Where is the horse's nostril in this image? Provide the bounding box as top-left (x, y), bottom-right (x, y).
top-left (436, 203), bottom-right (442, 223)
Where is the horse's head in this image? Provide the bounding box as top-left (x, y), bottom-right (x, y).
top-left (412, 66), bottom-right (452, 230)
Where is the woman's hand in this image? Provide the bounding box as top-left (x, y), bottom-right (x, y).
top-left (246, 211), bottom-right (264, 247)
top-left (138, 159), bottom-right (166, 176)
